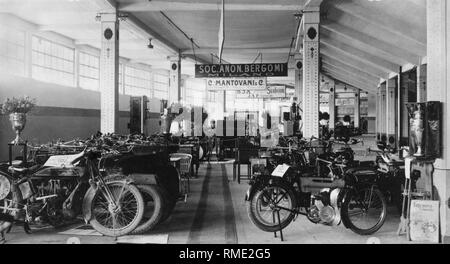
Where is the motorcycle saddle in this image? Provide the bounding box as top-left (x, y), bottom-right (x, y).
top-left (345, 167), bottom-right (377, 176)
top-left (10, 160), bottom-right (23, 167)
top-left (8, 164), bottom-right (41, 175)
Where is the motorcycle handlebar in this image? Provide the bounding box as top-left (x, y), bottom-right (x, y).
top-left (316, 157), bottom-right (333, 165)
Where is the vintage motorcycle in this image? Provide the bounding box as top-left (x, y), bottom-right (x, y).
top-left (0, 145), bottom-right (145, 237)
top-left (368, 141), bottom-right (405, 213)
top-left (246, 139), bottom-right (387, 236)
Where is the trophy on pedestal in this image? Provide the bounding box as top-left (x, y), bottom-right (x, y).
top-left (411, 104), bottom-right (424, 157)
top-left (407, 102), bottom-right (442, 159)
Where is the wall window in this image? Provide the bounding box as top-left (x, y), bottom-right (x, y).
top-left (185, 78), bottom-right (206, 106)
top-left (124, 65), bottom-right (152, 97)
top-left (78, 52), bottom-right (99, 91)
top-left (0, 26), bottom-right (25, 76)
top-left (207, 91), bottom-right (217, 103)
top-left (31, 36), bottom-right (74, 87)
top-left (153, 72), bottom-right (169, 100)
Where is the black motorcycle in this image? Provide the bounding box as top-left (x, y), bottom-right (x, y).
top-left (246, 142), bottom-right (387, 236)
top-left (0, 146), bottom-right (145, 237)
top-left (368, 141), bottom-right (405, 214)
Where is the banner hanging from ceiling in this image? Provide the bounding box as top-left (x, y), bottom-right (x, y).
top-left (195, 63), bottom-right (288, 78)
top-left (206, 77), bottom-right (267, 91)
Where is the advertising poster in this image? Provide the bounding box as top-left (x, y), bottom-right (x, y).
top-left (410, 200), bottom-right (440, 243)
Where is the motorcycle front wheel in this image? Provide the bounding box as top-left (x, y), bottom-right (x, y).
top-left (341, 186), bottom-right (387, 235)
top-left (130, 185), bottom-right (164, 235)
top-left (247, 181), bottom-right (297, 233)
top-left (89, 182), bottom-right (144, 237)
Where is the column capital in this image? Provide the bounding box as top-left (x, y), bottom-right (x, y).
top-left (303, 0), bottom-right (323, 12)
top-left (96, 12), bottom-right (117, 22)
top-left (294, 53), bottom-right (302, 61)
top-left (167, 54), bottom-right (181, 62)
top-left (96, 12), bottom-right (128, 23)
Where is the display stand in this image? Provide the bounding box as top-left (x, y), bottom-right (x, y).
top-left (397, 157), bottom-right (434, 241)
top-left (8, 141), bottom-right (28, 167)
top-left (272, 210), bottom-right (284, 241)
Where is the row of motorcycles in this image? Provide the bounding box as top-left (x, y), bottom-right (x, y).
top-left (0, 133), bottom-right (182, 239)
top-left (245, 136), bottom-right (405, 236)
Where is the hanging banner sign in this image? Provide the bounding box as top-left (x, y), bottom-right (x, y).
top-left (236, 86), bottom-right (286, 99)
top-left (195, 63), bottom-right (288, 78)
top-left (206, 77), bottom-right (266, 91)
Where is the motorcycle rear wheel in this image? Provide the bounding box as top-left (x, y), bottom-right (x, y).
top-left (341, 186), bottom-right (387, 235)
top-left (157, 186), bottom-right (177, 225)
top-left (89, 182), bottom-right (144, 237)
top-left (247, 181), bottom-right (297, 233)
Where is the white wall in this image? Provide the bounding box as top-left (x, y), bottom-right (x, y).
top-left (0, 73), bottom-right (131, 161)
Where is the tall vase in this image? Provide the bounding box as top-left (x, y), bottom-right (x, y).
top-left (412, 108), bottom-right (424, 157)
top-left (9, 112), bottom-right (26, 145)
top-left (160, 113), bottom-right (173, 135)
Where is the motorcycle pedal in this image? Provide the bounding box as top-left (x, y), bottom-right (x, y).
top-left (23, 222), bottom-right (32, 234)
top-left (293, 213), bottom-right (299, 222)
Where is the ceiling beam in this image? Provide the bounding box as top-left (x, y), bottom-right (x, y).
top-left (324, 71), bottom-right (378, 89)
top-left (321, 58), bottom-right (382, 81)
top-left (181, 47), bottom-right (291, 55)
top-left (102, 0), bottom-right (211, 64)
top-left (322, 66), bottom-right (379, 88)
top-left (321, 22), bottom-right (422, 65)
top-left (321, 65), bottom-right (379, 86)
top-left (320, 26), bottom-right (406, 66)
top-left (320, 49), bottom-right (389, 78)
top-left (329, 2), bottom-right (426, 46)
top-left (118, 1), bottom-right (305, 12)
top-left (38, 24), bottom-right (97, 32)
top-left (322, 62), bottom-right (379, 84)
top-left (321, 35), bottom-right (399, 73)
top-left (322, 71), bottom-right (376, 93)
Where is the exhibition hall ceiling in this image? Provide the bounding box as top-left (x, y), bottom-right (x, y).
top-left (0, 0), bottom-right (427, 91)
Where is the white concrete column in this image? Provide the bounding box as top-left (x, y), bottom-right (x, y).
top-left (329, 81), bottom-right (336, 130)
top-left (386, 77), bottom-right (397, 146)
top-left (99, 13), bottom-right (119, 133)
top-left (294, 55), bottom-right (303, 107)
top-left (400, 73), bottom-right (409, 145)
top-left (367, 92), bottom-right (376, 134)
top-left (417, 64), bottom-right (427, 102)
top-left (168, 54), bottom-right (181, 104)
top-left (427, 0), bottom-right (450, 243)
top-left (302, 5), bottom-right (321, 138)
top-left (380, 83), bottom-right (386, 140)
top-left (354, 89), bottom-right (360, 128)
top-left (376, 86), bottom-right (381, 139)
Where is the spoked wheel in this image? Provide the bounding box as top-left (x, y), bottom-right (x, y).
top-left (341, 186), bottom-right (387, 235)
top-left (158, 186), bottom-right (177, 225)
top-left (247, 181), bottom-right (297, 233)
top-left (89, 182), bottom-right (144, 237)
top-left (130, 185), bottom-right (164, 235)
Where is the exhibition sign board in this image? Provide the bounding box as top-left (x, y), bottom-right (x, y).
top-left (195, 63), bottom-right (288, 78)
top-left (236, 86), bottom-right (286, 99)
top-left (410, 200), bottom-right (439, 243)
top-left (206, 77), bottom-right (266, 91)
